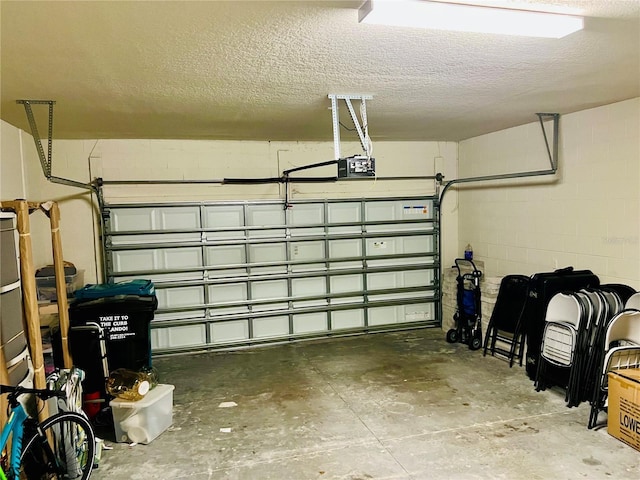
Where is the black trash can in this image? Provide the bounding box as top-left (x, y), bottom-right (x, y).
top-left (56, 285), bottom-right (157, 421)
top-left (68, 294), bottom-right (157, 374)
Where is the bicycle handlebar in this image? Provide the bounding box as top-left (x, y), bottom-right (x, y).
top-left (0, 384), bottom-right (66, 400)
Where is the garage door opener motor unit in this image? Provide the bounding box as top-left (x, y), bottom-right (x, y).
top-left (337, 155), bottom-right (375, 178)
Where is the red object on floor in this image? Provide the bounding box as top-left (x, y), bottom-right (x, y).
top-left (83, 391), bottom-right (101, 419)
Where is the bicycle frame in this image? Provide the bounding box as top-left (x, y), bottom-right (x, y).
top-left (0, 400), bottom-right (29, 480)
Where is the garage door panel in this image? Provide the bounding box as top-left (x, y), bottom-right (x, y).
top-left (330, 274), bottom-right (363, 294)
top-left (366, 238), bottom-right (397, 255)
top-left (366, 236), bottom-right (433, 256)
top-left (252, 279), bottom-right (287, 299)
top-left (246, 205), bottom-right (285, 237)
top-left (155, 285), bottom-right (204, 309)
top-left (111, 208), bottom-right (154, 232)
top-left (105, 196), bottom-right (439, 354)
top-left (210, 320), bottom-right (249, 344)
top-left (404, 269), bottom-right (434, 287)
top-left (365, 201), bottom-right (397, 222)
top-left (154, 310), bottom-right (206, 322)
top-left (249, 243), bottom-right (286, 263)
top-left (367, 272), bottom-right (397, 290)
top-left (212, 305), bottom-right (251, 316)
top-left (367, 223), bottom-right (433, 233)
top-left (162, 247), bottom-right (203, 269)
top-left (367, 257), bottom-right (430, 268)
top-left (252, 303), bottom-right (288, 313)
top-left (292, 277), bottom-right (325, 296)
top-left (329, 239), bottom-right (361, 258)
top-left (151, 324), bottom-right (206, 349)
top-left (367, 270), bottom-right (433, 290)
top-left (111, 232), bottom-right (200, 246)
top-left (328, 202), bottom-right (360, 225)
top-left (290, 241), bottom-right (324, 261)
top-left (160, 207), bottom-right (200, 230)
top-left (118, 272), bottom-right (203, 283)
top-left (291, 263), bottom-right (326, 273)
top-left (253, 316), bottom-right (289, 338)
top-left (293, 299), bottom-right (328, 308)
top-left (330, 296), bottom-right (364, 305)
top-left (289, 203), bottom-right (323, 226)
top-left (332, 310), bottom-right (364, 330)
top-left (368, 303), bottom-right (435, 325)
top-left (290, 227), bottom-right (325, 237)
top-left (329, 260), bottom-right (363, 270)
top-left (369, 292), bottom-right (424, 302)
top-left (208, 268), bottom-right (247, 279)
top-left (206, 245), bottom-right (246, 266)
top-left (112, 250), bottom-right (156, 273)
top-left (203, 205), bottom-right (244, 230)
top-left (293, 312), bottom-right (327, 334)
top-left (111, 207), bottom-right (202, 233)
top-left (209, 283), bottom-right (247, 303)
top-left (369, 306), bottom-right (403, 326)
top-left (404, 303), bottom-right (435, 322)
top-left (403, 235), bottom-right (434, 254)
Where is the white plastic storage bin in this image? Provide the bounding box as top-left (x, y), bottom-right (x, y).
top-left (110, 384), bottom-right (174, 444)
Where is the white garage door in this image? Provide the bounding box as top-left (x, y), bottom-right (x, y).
top-left (103, 197), bottom-right (440, 354)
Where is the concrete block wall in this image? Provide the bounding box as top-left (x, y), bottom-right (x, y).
top-left (458, 98), bottom-right (640, 289)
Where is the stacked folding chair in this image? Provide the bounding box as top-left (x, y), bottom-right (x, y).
top-left (588, 301), bottom-right (640, 428)
top-left (625, 291), bottom-right (640, 310)
top-left (578, 286), bottom-right (629, 404)
top-left (535, 292), bottom-right (590, 403)
top-left (521, 268), bottom-right (599, 381)
top-left (483, 274), bottom-right (529, 366)
top-left (535, 287), bottom-right (628, 407)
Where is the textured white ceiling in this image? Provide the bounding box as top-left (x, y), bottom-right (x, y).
top-left (1, 0), bottom-right (638, 142)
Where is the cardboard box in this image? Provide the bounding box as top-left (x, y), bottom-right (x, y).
top-left (608, 368), bottom-right (640, 452)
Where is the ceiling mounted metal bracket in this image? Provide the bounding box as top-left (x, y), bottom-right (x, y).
top-left (438, 112), bottom-right (560, 202)
top-left (16, 99), bottom-right (94, 191)
top-left (328, 94), bottom-right (373, 159)
top-left (17, 99), bottom-right (55, 178)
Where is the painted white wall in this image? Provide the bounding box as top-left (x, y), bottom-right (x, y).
top-left (458, 98), bottom-right (640, 289)
top-left (2, 128), bottom-right (457, 284)
top-left (0, 120), bottom-right (28, 200)
top-left (23, 139), bottom-right (101, 284)
top-left (1, 119), bottom-right (99, 283)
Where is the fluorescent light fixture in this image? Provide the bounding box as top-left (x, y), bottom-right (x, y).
top-left (358, 0), bottom-right (584, 38)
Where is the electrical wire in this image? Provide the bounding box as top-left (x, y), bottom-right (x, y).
top-left (339, 121), bottom-right (356, 132)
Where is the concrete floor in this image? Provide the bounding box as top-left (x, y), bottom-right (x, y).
top-left (91, 328), bottom-right (639, 479)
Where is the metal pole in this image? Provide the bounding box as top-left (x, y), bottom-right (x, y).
top-left (17, 99), bottom-right (94, 191)
top-left (329, 95), bottom-right (341, 159)
top-left (439, 113), bottom-right (559, 201)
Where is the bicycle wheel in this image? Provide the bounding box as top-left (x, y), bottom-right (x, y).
top-left (19, 412), bottom-right (95, 480)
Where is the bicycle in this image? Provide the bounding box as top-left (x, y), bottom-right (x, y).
top-left (0, 384), bottom-right (95, 479)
